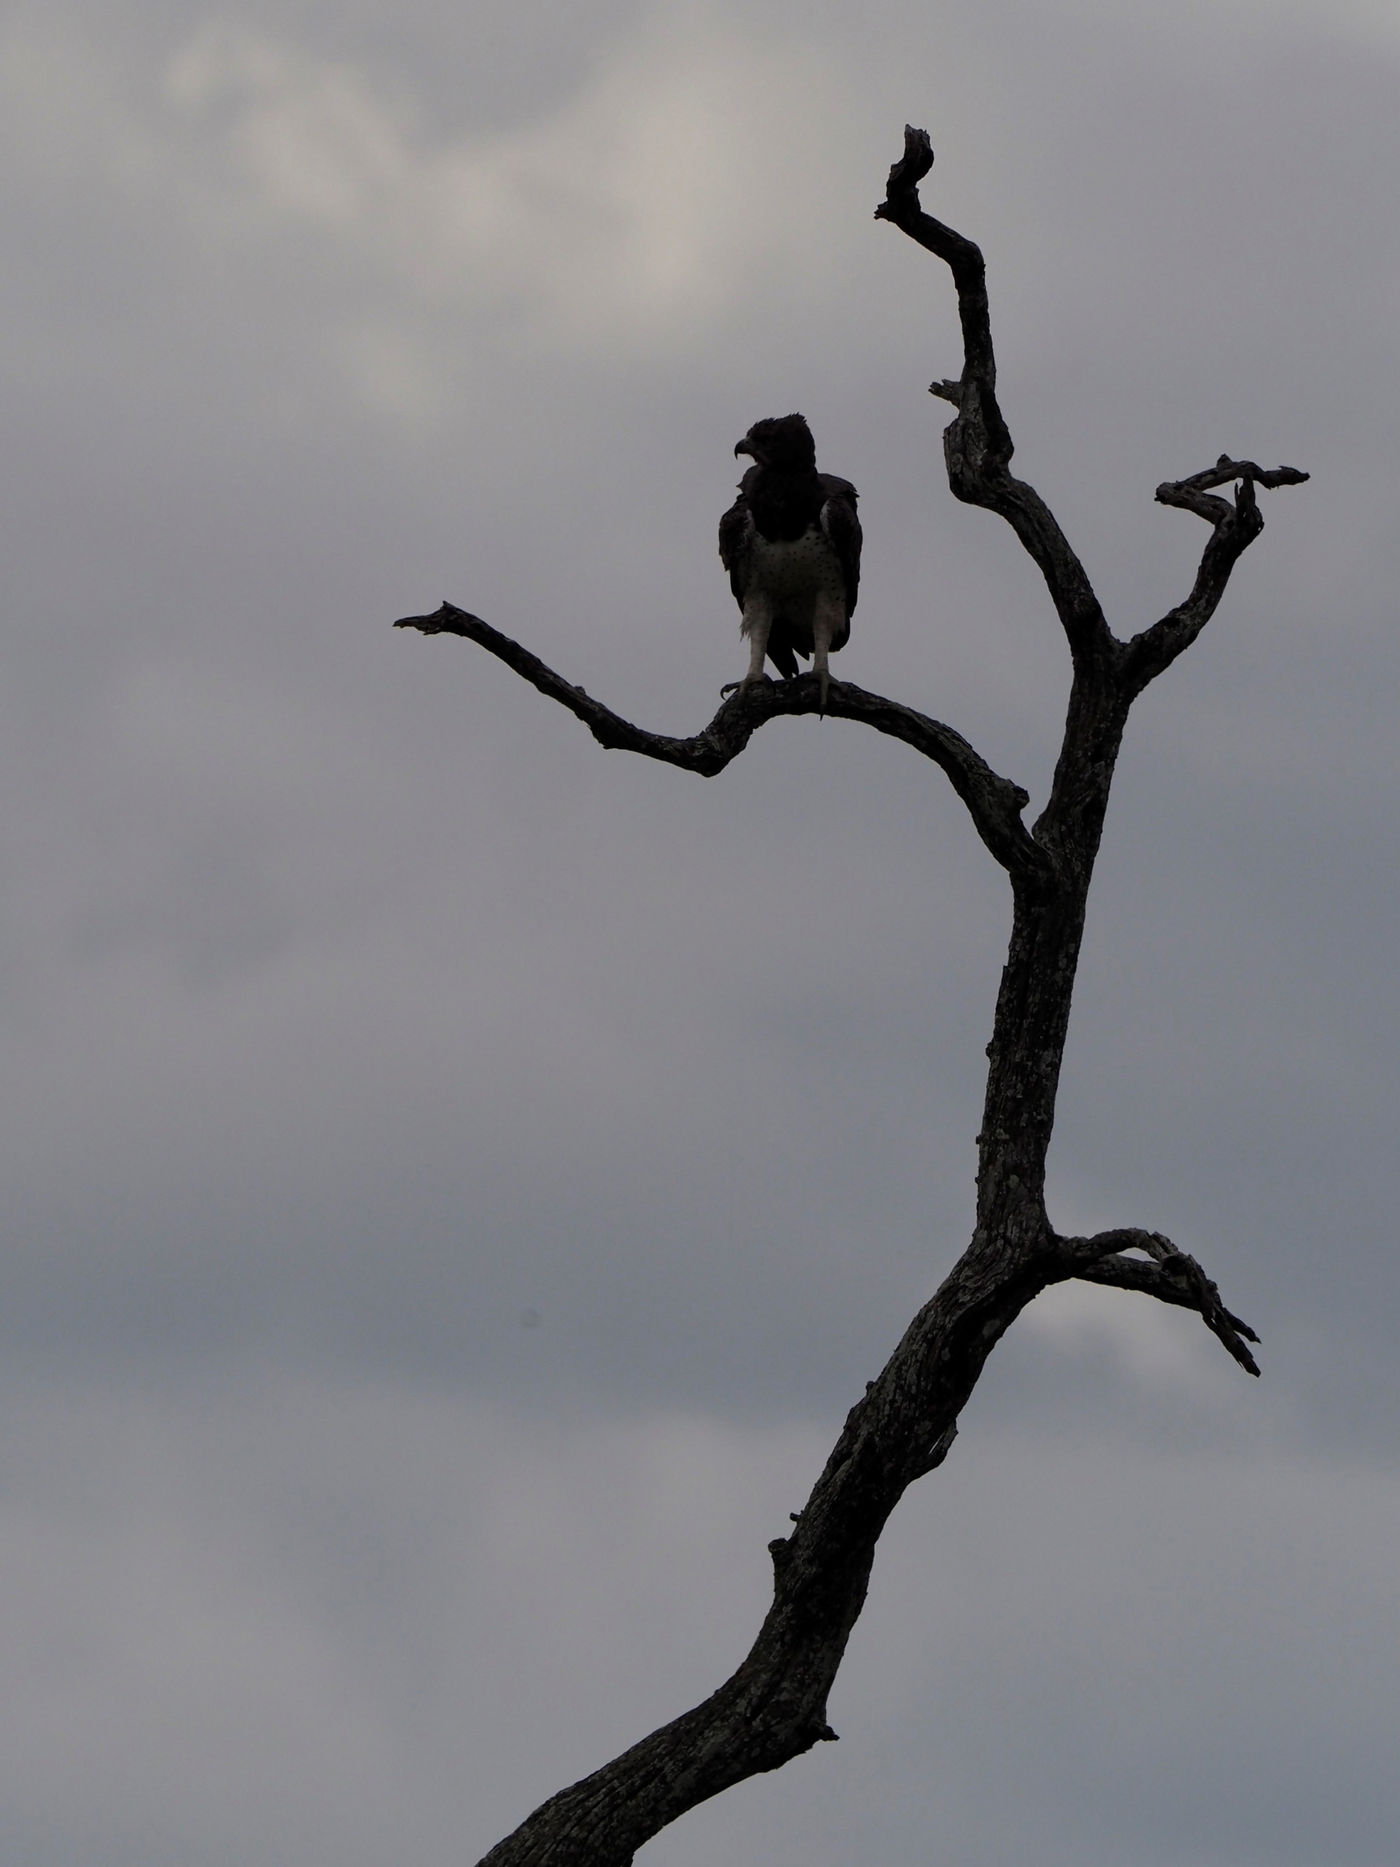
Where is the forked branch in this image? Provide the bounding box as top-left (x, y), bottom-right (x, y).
top-left (876, 131), bottom-right (1308, 693)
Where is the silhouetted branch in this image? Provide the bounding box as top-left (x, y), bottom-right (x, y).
top-left (1120, 457), bottom-right (1310, 696)
top-left (1060, 1227), bottom-right (1261, 1375)
top-left (875, 126), bottom-right (1113, 673)
top-left (394, 603), bottom-right (1049, 879)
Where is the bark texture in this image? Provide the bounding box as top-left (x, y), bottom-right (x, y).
top-left (396, 126), bottom-right (1303, 1866)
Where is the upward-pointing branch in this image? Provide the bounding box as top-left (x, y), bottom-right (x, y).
top-left (875, 126), bottom-right (1115, 675)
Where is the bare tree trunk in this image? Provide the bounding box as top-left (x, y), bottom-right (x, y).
top-left (396, 127), bottom-right (1304, 1867)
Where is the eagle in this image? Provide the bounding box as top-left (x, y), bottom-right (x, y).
top-left (718, 413), bottom-right (861, 710)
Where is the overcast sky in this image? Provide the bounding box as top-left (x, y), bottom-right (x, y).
top-left (3, 1), bottom-right (1399, 1862)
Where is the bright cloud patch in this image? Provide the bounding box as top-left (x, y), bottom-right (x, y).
top-left (163, 20), bottom-right (845, 352)
top-left (0, 13), bottom-right (851, 425)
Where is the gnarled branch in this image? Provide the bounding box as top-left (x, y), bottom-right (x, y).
top-left (1059, 1227), bottom-right (1261, 1375)
top-left (394, 602), bottom-right (1049, 879)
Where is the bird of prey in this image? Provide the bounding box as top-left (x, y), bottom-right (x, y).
top-left (718, 413), bottom-right (861, 710)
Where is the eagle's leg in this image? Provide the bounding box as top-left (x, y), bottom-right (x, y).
top-left (732, 597), bottom-right (773, 695)
top-left (811, 595), bottom-right (842, 715)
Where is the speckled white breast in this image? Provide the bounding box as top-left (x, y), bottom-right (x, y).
top-left (745, 524), bottom-right (846, 601)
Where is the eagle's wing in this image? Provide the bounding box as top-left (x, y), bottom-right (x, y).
top-left (818, 474), bottom-right (862, 619)
top-left (718, 492), bottom-right (752, 610)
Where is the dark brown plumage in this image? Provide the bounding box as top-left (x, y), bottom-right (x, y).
top-left (718, 413), bottom-right (861, 706)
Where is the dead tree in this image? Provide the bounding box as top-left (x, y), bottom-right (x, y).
top-left (396, 128), bottom-right (1306, 1867)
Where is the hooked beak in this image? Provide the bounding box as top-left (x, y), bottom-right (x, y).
top-left (734, 438), bottom-right (756, 460)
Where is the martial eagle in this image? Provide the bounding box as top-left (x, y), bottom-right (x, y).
top-left (718, 413), bottom-right (862, 709)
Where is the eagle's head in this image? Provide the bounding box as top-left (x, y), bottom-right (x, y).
top-left (734, 413), bottom-right (817, 473)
